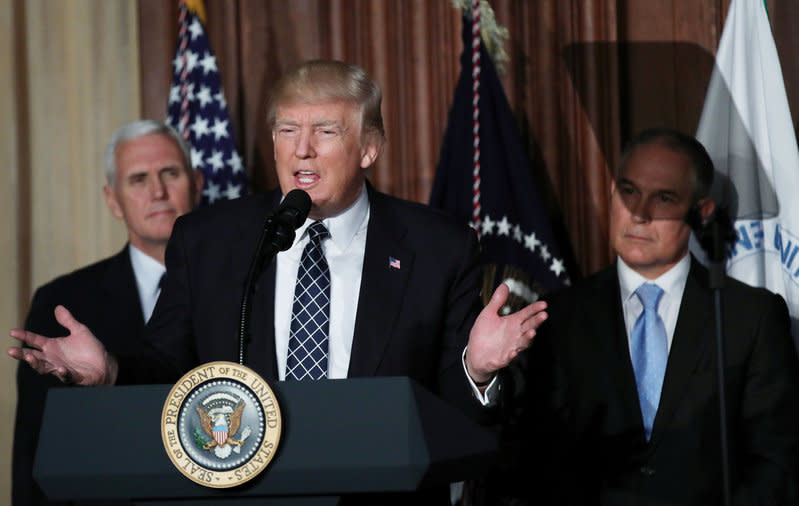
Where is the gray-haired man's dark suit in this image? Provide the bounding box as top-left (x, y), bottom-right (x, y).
top-left (14, 247), bottom-right (145, 506)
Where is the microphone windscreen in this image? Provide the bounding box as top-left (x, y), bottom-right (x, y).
top-left (280, 189), bottom-right (312, 228)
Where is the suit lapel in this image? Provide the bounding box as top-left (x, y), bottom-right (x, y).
top-left (649, 259), bottom-right (712, 445)
top-left (232, 192), bottom-right (280, 379)
top-left (592, 268), bottom-right (648, 430)
top-left (347, 186), bottom-right (413, 377)
top-left (102, 246), bottom-right (146, 335)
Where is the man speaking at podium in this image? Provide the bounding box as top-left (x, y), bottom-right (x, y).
top-left (9, 61), bottom-right (545, 502)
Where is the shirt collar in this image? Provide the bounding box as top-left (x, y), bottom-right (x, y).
top-left (293, 183), bottom-right (369, 251)
top-left (617, 253), bottom-right (691, 303)
top-left (128, 244), bottom-right (166, 296)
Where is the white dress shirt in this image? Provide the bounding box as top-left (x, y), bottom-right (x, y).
top-left (467, 255), bottom-right (691, 408)
top-left (128, 244), bottom-right (166, 323)
top-left (274, 185), bottom-right (369, 380)
top-left (617, 253), bottom-right (691, 354)
top-left (274, 183), bottom-right (492, 402)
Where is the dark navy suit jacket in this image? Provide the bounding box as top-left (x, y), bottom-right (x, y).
top-left (523, 258), bottom-right (799, 505)
top-left (118, 181), bottom-right (485, 413)
top-left (14, 247), bottom-right (145, 506)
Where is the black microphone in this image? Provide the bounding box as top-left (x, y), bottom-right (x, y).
top-left (238, 189), bottom-right (311, 364)
top-left (688, 204), bottom-right (736, 264)
top-left (267, 189), bottom-right (312, 252)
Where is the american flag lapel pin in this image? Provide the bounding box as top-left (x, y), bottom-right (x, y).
top-left (389, 256), bottom-right (401, 270)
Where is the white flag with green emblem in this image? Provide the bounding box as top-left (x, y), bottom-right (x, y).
top-left (695, 0), bottom-right (799, 345)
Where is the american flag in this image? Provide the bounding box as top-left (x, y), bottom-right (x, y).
top-left (389, 257), bottom-right (401, 270)
top-left (166, 0), bottom-right (248, 206)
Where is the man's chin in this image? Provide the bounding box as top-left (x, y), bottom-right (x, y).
top-left (144, 234), bottom-right (172, 244)
top-left (618, 249), bottom-right (655, 268)
top-left (138, 224), bottom-right (174, 244)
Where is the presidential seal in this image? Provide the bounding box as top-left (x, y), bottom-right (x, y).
top-left (161, 361), bottom-right (282, 488)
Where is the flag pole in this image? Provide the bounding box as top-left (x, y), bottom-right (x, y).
top-left (470, 0), bottom-right (482, 237)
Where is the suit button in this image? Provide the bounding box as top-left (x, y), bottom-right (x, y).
top-left (639, 466), bottom-right (656, 476)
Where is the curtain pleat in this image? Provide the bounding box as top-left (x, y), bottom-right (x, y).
top-left (136, 0), bottom-right (799, 277)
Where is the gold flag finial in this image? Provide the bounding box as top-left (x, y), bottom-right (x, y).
top-left (451, 0), bottom-right (509, 75)
top-left (183, 0), bottom-right (207, 24)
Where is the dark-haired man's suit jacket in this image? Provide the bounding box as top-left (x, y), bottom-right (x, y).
top-left (14, 247), bottom-right (145, 506)
top-left (524, 258), bottom-right (799, 505)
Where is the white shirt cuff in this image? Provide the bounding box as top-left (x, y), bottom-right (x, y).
top-left (461, 347), bottom-right (500, 406)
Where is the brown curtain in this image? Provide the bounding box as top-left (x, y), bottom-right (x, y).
top-left (137, 0), bottom-right (799, 278)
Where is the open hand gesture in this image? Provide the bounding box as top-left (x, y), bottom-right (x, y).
top-left (465, 283), bottom-right (548, 384)
top-left (8, 305), bottom-right (116, 386)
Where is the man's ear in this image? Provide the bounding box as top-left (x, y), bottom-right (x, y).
top-left (272, 130), bottom-right (277, 162)
top-left (103, 185), bottom-right (124, 220)
top-left (685, 197), bottom-right (716, 229)
top-left (192, 170), bottom-right (205, 207)
top-left (359, 138), bottom-right (380, 169)
top-left (698, 198), bottom-right (715, 224)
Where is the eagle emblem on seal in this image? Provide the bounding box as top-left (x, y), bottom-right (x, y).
top-left (194, 392), bottom-right (252, 459)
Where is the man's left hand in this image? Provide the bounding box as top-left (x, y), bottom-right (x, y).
top-left (465, 283), bottom-right (548, 384)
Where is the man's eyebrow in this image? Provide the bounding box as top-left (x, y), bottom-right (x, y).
top-left (312, 119), bottom-right (341, 128)
top-left (617, 177), bottom-right (683, 197)
top-left (657, 189), bottom-right (681, 198)
top-left (274, 119), bottom-right (300, 126)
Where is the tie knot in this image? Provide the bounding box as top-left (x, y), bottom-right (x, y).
top-left (635, 283), bottom-right (663, 310)
top-left (307, 221), bottom-right (329, 243)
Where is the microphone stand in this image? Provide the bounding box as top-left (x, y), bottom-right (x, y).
top-left (238, 214), bottom-right (285, 365)
top-left (237, 190), bottom-right (310, 365)
top-left (695, 207), bottom-right (735, 506)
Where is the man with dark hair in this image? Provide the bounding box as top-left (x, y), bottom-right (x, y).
top-left (519, 127), bottom-right (799, 504)
top-left (13, 120), bottom-right (203, 506)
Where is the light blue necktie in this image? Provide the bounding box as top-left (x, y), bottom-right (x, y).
top-left (630, 283), bottom-right (668, 441)
top-left (286, 221), bottom-right (330, 380)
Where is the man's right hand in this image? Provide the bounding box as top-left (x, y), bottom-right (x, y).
top-left (7, 305), bottom-right (117, 386)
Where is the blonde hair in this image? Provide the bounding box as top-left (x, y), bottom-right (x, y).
top-left (267, 60), bottom-right (385, 145)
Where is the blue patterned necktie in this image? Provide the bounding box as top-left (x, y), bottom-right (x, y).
top-left (630, 283), bottom-right (668, 441)
top-left (286, 221), bottom-right (331, 380)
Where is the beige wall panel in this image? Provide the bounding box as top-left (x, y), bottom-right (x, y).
top-left (0, 0), bottom-right (20, 331)
top-left (26, 0), bottom-right (139, 290)
top-left (2, 1), bottom-right (140, 503)
top-left (0, 1), bottom-right (21, 503)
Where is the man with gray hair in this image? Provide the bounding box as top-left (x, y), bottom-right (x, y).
top-left (12, 120), bottom-right (203, 506)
